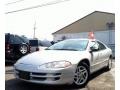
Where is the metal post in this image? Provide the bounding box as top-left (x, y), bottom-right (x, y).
top-left (33, 21), bottom-right (36, 39)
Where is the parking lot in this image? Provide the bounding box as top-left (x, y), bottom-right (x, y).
top-left (5, 60), bottom-right (115, 90)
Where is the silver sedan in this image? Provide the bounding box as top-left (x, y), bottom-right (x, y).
top-left (14, 39), bottom-right (112, 87)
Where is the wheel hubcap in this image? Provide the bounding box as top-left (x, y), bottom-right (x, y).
top-left (109, 59), bottom-right (112, 69)
top-left (20, 45), bottom-right (27, 54)
top-left (74, 66), bottom-right (88, 85)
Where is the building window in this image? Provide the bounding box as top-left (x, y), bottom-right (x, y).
top-left (61, 36), bottom-right (66, 40)
top-left (106, 22), bottom-right (115, 30)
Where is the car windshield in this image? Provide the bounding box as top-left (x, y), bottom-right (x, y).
top-left (47, 39), bottom-right (88, 51)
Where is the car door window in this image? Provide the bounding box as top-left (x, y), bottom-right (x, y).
top-left (90, 41), bottom-right (99, 48)
top-left (97, 41), bottom-right (106, 50)
top-left (90, 41), bottom-right (96, 47)
top-left (12, 35), bottom-right (23, 44)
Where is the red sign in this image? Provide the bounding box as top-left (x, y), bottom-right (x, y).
top-left (88, 32), bottom-right (95, 39)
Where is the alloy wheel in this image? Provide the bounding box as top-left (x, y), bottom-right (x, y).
top-left (108, 58), bottom-right (112, 69)
top-left (19, 45), bottom-right (28, 54)
top-left (74, 65), bottom-right (88, 85)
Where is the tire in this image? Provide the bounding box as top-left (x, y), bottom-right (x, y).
top-left (73, 63), bottom-right (90, 87)
top-left (19, 44), bottom-right (28, 55)
top-left (106, 57), bottom-right (112, 71)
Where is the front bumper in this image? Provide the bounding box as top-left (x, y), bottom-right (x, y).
top-left (14, 63), bottom-right (76, 85)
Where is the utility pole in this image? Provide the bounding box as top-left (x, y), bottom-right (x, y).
top-left (33, 21), bottom-right (36, 39)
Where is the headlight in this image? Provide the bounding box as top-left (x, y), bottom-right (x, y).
top-left (38, 61), bottom-right (72, 68)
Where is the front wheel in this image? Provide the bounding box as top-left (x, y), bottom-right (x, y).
top-left (73, 63), bottom-right (90, 87)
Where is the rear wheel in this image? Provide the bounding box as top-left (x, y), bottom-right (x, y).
top-left (19, 44), bottom-right (28, 55)
top-left (106, 57), bottom-right (112, 70)
top-left (73, 63), bottom-right (90, 87)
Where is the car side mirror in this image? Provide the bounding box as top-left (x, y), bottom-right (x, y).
top-left (90, 46), bottom-right (99, 52)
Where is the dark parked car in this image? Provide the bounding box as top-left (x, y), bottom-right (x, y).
top-left (5, 33), bottom-right (30, 62)
top-left (29, 39), bottom-right (39, 52)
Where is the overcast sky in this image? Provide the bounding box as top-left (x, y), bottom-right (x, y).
top-left (5, 0), bottom-right (115, 40)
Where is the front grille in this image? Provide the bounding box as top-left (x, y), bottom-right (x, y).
top-left (32, 72), bottom-right (47, 76)
top-left (54, 77), bottom-right (60, 80)
top-left (31, 77), bottom-right (46, 81)
top-left (53, 73), bottom-right (61, 76)
top-left (17, 70), bottom-right (30, 80)
top-left (16, 69), bottom-right (61, 81)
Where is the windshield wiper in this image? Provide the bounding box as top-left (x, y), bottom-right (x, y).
top-left (45, 48), bottom-right (51, 50)
top-left (53, 48), bottom-right (78, 51)
top-left (45, 48), bottom-right (78, 51)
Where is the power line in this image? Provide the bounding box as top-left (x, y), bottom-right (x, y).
top-left (6, 0), bottom-right (70, 14)
top-left (6, 0), bottom-right (25, 5)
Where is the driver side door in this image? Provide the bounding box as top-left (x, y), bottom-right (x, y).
top-left (89, 41), bottom-right (100, 72)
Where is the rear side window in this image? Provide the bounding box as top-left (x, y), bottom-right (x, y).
top-left (20, 37), bottom-right (29, 43)
top-left (9, 35), bottom-right (15, 44)
top-left (10, 35), bottom-right (23, 44)
top-left (5, 34), bottom-right (9, 43)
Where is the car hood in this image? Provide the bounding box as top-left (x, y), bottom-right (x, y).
top-left (16, 50), bottom-right (88, 65)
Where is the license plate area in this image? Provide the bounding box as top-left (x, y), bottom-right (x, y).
top-left (18, 70), bottom-right (30, 80)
